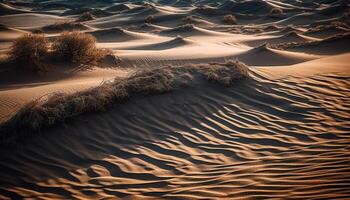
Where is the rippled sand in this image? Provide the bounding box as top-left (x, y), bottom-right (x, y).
top-left (1, 71), bottom-right (349, 199)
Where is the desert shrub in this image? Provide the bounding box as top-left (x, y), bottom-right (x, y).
top-left (177, 24), bottom-right (195, 31)
top-left (52, 31), bottom-right (104, 65)
top-left (8, 33), bottom-right (49, 72)
top-left (145, 15), bottom-right (155, 24)
top-left (270, 8), bottom-right (283, 15)
top-left (182, 16), bottom-right (196, 24)
top-left (41, 21), bottom-right (86, 33)
top-left (223, 14), bottom-right (237, 25)
top-left (76, 12), bottom-right (95, 22)
top-left (32, 29), bottom-right (44, 34)
top-left (0, 60), bottom-right (250, 144)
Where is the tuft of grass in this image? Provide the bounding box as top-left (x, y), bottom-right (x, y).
top-left (176, 24), bottom-right (195, 31)
top-left (8, 33), bottom-right (49, 72)
top-left (52, 31), bottom-right (105, 65)
top-left (223, 14), bottom-right (237, 25)
top-left (0, 60), bottom-right (249, 144)
top-left (182, 16), bottom-right (197, 24)
top-left (76, 12), bottom-right (95, 22)
top-left (145, 15), bottom-right (155, 24)
top-left (40, 21), bottom-right (86, 33)
top-left (270, 7), bottom-right (283, 15)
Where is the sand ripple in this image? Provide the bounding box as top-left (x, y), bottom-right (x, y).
top-left (0, 72), bottom-right (349, 199)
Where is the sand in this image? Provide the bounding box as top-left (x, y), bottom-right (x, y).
top-left (0, 0), bottom-right (350, 199)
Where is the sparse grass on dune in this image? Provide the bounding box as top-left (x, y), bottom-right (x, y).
top-left (39, 21), bottom-right (87, 33)
top-left (145, 15), bottom-right (155, 24)
top-left (223, 14), bottom-right (237, 25)
top-left (52, 31), bottom-right (106, 65)
top-left (0, 61), bottom-right (249, 144)
top-left (6, 31), bottom-right (109, 72)
top-left (76, 12), bottom-right (95, 22)
top-left (7, 33), bottom-right (49, 72)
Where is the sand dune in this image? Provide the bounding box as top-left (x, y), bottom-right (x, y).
top-left (246, 31), bottom-right (318, 46)
top-left (124, 36), bottom-right (193, 50)
top-left (0, 69), bottom-right (349, 199)
top-left (219, 0), bottom-right (275, 15)
top-left (236, 44), bottom-right (320, 66)
top-left (159, 24), bottom-right (230, 37)
top-left (87, 28), bottom-right (147, 43)
top-left (0, 68), bottom-right (128, 122)
top-left (305, 25), bottom-right (350, 39)
top-left (0, 0), bottom-right (349, 199)
top-left (277, 33), bottom-right (350, 55)
top-left (0, 13), bottom-right (68, 29)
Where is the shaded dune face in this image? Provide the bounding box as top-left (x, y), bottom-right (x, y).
top-left (0, 72), bottom-right (349, 199)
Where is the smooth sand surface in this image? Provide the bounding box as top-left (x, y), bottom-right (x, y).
top-left (0, 0), bottom-right (349, 199)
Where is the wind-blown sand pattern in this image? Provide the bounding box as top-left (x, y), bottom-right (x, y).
top-left (0, 0), bottom-right (350, 199)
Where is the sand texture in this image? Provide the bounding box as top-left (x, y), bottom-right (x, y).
top-left (0, 0), bottom-right (350, 199)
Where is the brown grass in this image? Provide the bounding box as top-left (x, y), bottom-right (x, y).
top-left (76, 12), bottom-right (95, 22)
top-left (182, 16), bottom-right (197, 24)
top-left (145, 15), bottom-right (155, 24)
top-left (270, 8), bottom-right (283, 15)
top-left (223, 14), bottom-right (237, 25)
top-left (52, 31), bottom-right (105, 65)
top-left (0, 61), bottom-right (249, 144)
top-left (40, 21), bottom-right (87, 33)
top-left (7, 33), bottom-right (49, 72)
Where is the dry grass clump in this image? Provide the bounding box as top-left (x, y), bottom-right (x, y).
top-left (52, 31), bottom-right (105, 65)
top-left (76, 12), bottom-right (95, 22)
top-left (8, 33), bottom-right (49, 72)
top-left (270, 7), bottom-right (283, 15)
top-left (223, 14), bottom-right (237, 25)
top-left (41, 21), bottom-right (86, 33)
top-left (0, 60), bottom-right (249, 144)
top-left (182, 16), bottom-right (197, 24)
top-left (176, 24), bottom-right (195, 32)
top-left (145, 15), bottom-right (155, 24)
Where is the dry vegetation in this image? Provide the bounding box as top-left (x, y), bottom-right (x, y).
top-left (7, 33), bottom-right (49, 72)
top-left (7, 31), bottom-right (108, 71)
top-left (145, 15), bottom-right (155, 24)
top-left (270, 7), bottom-right (283, 15)
top-left (76, 12), bottom-right (95, 22)
top-left (40, 21), bottom-right (86, 32)
top-left (0, 60), bottom-right (249, 144)
top-left (52, 31), bottom-right (106, 65)
top-left (175, 24), bottom-right (195, 31)
top-left (223, 14), bottom-right (237, 25)
top-left (182, 16), bottom-right (196, 24)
